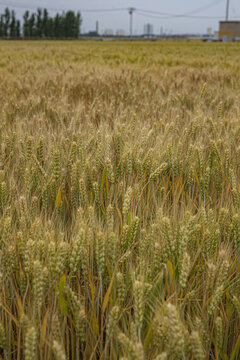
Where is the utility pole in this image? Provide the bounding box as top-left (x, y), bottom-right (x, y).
top-left (129, 7), bottom-right (135, 38)
top-left (226, 0), bottom-right (230, 21)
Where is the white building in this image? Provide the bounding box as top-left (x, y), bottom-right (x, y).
top-left (116, 29), bottom-right (125, 36)
top-left (207, 28), bottom-right (212, 36)
top-left (213, 31), bottom-right (219, 40)
top-left (104, 29), bottom-right (113, 36)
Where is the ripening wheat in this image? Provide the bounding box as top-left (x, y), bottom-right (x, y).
top-left (0, 40), bottom-right (239, 360)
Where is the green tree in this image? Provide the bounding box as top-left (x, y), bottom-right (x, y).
top-left (16, 20), bottom-right (21, 38)
top-left (47, 17), bottom-right (54, 38)
top-left (42, 9), bottom-right (48, 37)
top-left (36, 8), bottom-right (43, 37)
top-left (23, 11), bottom-right (30, 37)
top-left (3, 7), bottom-right (10, 37)
top-left (10, 10), bottom-right (16, 38)
top-left (0, 7), bottom-right (82, 39)
top-left (54, 13), bottom-right (62, 38)
top-left (64, 11), bottom-right (76, 38)
top-left (29, 13), bottom-right (36, 37)
top-left (0, 14), bottom-right (4, 37)
top-left (75, 12), bottom-right (82, 37)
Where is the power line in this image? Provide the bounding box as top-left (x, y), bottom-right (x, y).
top-left (0, 0), bottom-right (226, 16)
top-left (136, 0), bottom-right (224, 17)
top-left (81, 8), bottom-right (128, 13)
top-left (0, 0), bottom-right (239, 20)
top-left (0, 1), bottom-right (64, 12)
top-left (135, 9), bottom-right (172, 17)
top-left (135, 1), bottom-right (240, 20)
top-left (184, 0), bottom-right (224, 15)
top-left (0, 1), bottom-right (128, 12)
top-left (136, 10), bottom-right (240, 20)
top-left (136, 10), bottom-right (218, 20)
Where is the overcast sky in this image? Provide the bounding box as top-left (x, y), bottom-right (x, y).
top-left (0, 0), bottom-right (239, 34)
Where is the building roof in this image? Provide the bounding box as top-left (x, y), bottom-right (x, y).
top-left (220, 21), bottom-right (240, 24)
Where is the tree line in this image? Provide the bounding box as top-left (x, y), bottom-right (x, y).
top-left (0, 8), bottom-right (82, 39)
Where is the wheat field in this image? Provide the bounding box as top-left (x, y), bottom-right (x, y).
top-left (0, 40), bottom-right (240, 360)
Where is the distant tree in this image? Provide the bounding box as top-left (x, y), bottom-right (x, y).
top-left (42, 9), bottom-right (48, 37)
top-left (3, 7), bottom-right (10, 37)
top-left (0, 14), bottom-right (4, 37)
top-left (75, 12), bottom-right (82, 37)
top-left (54, 13), bottom-right (62, 38)
top-left (64, 11), bottom-right (76, 38)
top-left (29, 13), bottom-right (36, 37)
top-left (0, 7), bottom-right (82, 39)
top-left (47, 17), bottom-right (54, 38)
top-left (23, 11), bottom-right (30, 37)
top-left (16, 20), bottom-right (21, 38)
top-left (36, 8), bottom-right (43, 37)
top-left (10, 10), bottom-right (16, 38)
top-left (58, 14), bottom-right (64, 38)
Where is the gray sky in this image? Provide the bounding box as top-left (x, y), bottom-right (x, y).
top-left (0, 0), bottom-right (239, 34)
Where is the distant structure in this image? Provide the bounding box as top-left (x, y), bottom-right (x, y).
top-left (96, 21), bottom-right (99, 35)
top-left (144, 23), bottom-right (153, 37)
top-left (219, 21), bottom-right (240, 41)
top-left (207, 28), bottom-right (212, 36)
top-left (226, 0), bottom-right (230, 21)
top-left (128, 7), bottom-right (135, 38)
top-left (86, 31), bottom-right (98, 37)
top-left (116, 29), bottom-right (125, 36)
top-left (104, 29), bottom-right (113, 36)
top-left (214, 31), bottom-right (219, 41)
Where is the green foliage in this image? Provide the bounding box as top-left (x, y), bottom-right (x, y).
top-left (0, 7), bottom-right (82, 38)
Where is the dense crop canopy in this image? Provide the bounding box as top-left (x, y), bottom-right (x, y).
top-left (0, 41), bottom-right (240, 360)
